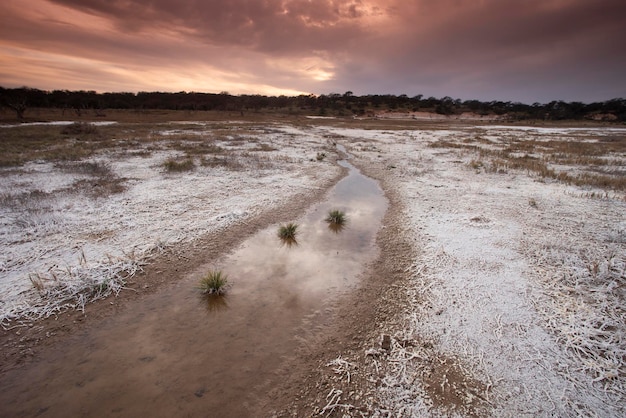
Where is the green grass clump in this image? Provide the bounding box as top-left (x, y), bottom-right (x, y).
top-left (198, 270), bottom-right (229, 295)
top-left (278, 222), bottom-right (298, 246)
top-left (325, 209), bottom-right (347, 225)
top-left (325, 209), bottom-right (347, 233)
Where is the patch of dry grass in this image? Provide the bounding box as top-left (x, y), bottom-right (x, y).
top-left (453, 134), bottom-right (626, 192)
top-left (163, 157), bottom-right (195, 172)
top-left (58, 160), bottom-right (126, 197)
top-left (60, 122), bottom-right (99, 137)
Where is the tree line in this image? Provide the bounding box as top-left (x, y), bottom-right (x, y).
top-left (1, 86), bottom-right (624, 122)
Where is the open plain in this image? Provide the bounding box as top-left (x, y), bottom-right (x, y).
top-left (1, 111), bottom-right (624, 417)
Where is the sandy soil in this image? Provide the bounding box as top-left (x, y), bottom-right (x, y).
top-left (1, 119), bottom-right (625, 416)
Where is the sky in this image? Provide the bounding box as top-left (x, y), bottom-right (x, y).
top-left (1, 0), bottom-right (625, 104)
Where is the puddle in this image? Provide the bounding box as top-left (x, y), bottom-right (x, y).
top-left (0, 153), bottom-right (387, 417)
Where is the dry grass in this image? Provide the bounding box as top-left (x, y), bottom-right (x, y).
top-left (60, 122), bottom-right (99, 136)
top-left (58, 161), bottom-right (126, 197)
top-left (251, 143), bottom-right (277, 152)
top-left (2, 247), bottom-right (151, 327)
top-left (163, 157), bottom-right (195, 172)
top-left (441, 133), bottom-right (626, 193)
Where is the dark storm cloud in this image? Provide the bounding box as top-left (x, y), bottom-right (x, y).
top-left (2, 0), bottom-right (625, 102)
top-left (48, 0), bottom-right (371, 52)
top-left (324, 0), bottom-right (626, 101)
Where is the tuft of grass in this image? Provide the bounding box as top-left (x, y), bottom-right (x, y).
top-left (163, 157), bottom-right (195, 172)
top-left (198, 270), bottom-right (229, 295)
top-left (325, 209), bottom-right (347, 226)
top-left (278, 222), bottom-right (298, 246)
top-left (326, 209), bottom-right (347, 233)
top-left (316, 152), bottom-right (327, 161)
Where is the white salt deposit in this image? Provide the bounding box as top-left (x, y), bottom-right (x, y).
top-left (313, 124), bottom-right (625, 416)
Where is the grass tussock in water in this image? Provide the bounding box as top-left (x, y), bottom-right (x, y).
top-left (325, 209), bottom-right (347, 225)
top-left (278, 222), bottom-right (298, 246)
top-left (325, 209), bottom-right (347, 233)
top-left (198, 270), bottom-right (229, 295)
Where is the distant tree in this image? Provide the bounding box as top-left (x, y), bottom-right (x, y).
top-left (435, 96), bottom-right (455, 115)
top-left (0, 87), bottom-right (29, 120)
top-left (0, 85), bottom-right (623, 122)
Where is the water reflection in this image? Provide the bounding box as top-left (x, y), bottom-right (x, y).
top-left (223, 159), bottom-right (387, 305)
top-left (278, 234), bottom-right (299, 247)
top-left (203, 294), bottom-right (229, 313)
top-left (327, 221), bottom-right (346, 234)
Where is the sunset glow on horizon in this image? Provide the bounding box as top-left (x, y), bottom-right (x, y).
top-left (1, 0), bottom-right (625, 103)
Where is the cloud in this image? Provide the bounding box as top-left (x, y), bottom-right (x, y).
top-left (1, 0), bottom-right (625, 102)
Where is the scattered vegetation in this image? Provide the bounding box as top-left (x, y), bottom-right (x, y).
top-left (443, 133), bottom-right (626, 193)
top-left (64, 161), bottom-right (126, 197)
top-left (278, 222), bottom-right (299, 246)
top-left (198, 270), bottom-right (229, 295)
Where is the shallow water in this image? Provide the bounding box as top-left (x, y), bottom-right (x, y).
top-left (0, 156), bottom-right (387, 417)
